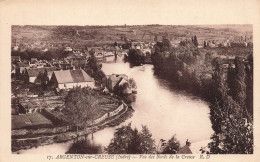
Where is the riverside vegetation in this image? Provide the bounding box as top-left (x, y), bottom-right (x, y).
top-left (151, 38), bottom-right (253, 154)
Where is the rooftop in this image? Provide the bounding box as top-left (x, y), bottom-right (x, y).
top-left (26, 67), bottom-right (56, 77)
top-left (53, 69), bottom-right (94, 84)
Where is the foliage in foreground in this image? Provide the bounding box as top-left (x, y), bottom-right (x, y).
top-left (106, 123), bottom-right (180, 154)
top-left (151, 38), bottom-right (253, 154)
top-left (66, 139), bottom-right (102, 154)
top-left (64, 87), bottom-right (99, 137)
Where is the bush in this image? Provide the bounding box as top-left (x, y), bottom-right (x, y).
top-left (66, 139), bottom-right (102, 154)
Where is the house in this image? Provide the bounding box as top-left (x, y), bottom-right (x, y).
top-left (106, 74), bottom-right (128, 92)
top-left (49, 69), bottom-right (95, 90)
top-left (25, 67), bottom-right (56, 83)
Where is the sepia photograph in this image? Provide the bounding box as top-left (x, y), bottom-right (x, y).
top-left (1, 0), bottom-right (260, 162)
top-left (10, 24), bottom-right (253, 154)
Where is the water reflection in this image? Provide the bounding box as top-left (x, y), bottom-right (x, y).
top-left (95, 57), bottom-right (213, 147)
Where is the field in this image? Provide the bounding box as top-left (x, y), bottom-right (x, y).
top-left (12, 25), bottom-right (253, 49)
top-left (12, 112), bottom-right (53, 130)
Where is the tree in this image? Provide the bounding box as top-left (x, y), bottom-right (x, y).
top-left (227, 63), bottom-right (235, 97)
top-left (127, 49), bottom-right (145, 66)
top-left (92, 70), bottom-right (106, 85)
top-left (114, 82), bottom-right (130, 96)
top-left (245, 54), bottom-right (253, 116)
top-left (107, 123), bottom-right (135, 154)
top-left (194, 35), bottom-right (198, 47)
top-left (128, 128), bottom-right (142, 154)
top-left (139, 125), bottom-right (156, 154)
top-left (208, 99), bottom-right (253, 154)
top-left (88, 55), bottom-right (101, 72)
top-left (107, 124), bottom-right (156, 154)
top-left (40, 69), bottom-right (49, 90)
top-left (211, 58), bottom-right (228, 102)
top-left (64, 87), bottom-right (99, 140)
top-left (204, 41), bottom-right (207, 48)
top-left (128, 78), bottom-right (137, 90)
top-left (162, 39), bottom-right (172, 50)
top-left (161, 135), bottom-right (180, 154)
top-left (66, 139), bottom-right (102, 154)
top-left (233, 57), bottom-right (247, 116)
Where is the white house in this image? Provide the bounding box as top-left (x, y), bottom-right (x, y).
top-left (49, 69), bottom-right (95, 89)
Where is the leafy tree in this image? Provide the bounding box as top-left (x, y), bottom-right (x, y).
top-left (139, 125), bottom-right (156, 154)
top-left (233, 57), bottom-right (247, 115)
top-left (107, 123), bottom-right (134, 154)
top-left (64, 87), bottom-right (99, 140)
top-left (227, 63), bottom-right (235, 97)
top-left (208, 99), bottom-right (253, 154)
top-left (107, 124), bottom-right (156, 154)
top-left (92, 70), bottom-right (106, 85)
top-left (204, 41), bottom-right (207, 48)
top-left (66, 139), bottom-right (102, 154)
top-left (88, 55), bottom-right (101, 72)
top-left (194, 35), bottom-right (198, 47)
top-left (127, 49), bottom-right (145, 66)
top-left (209, 57), bottom-right (253, 154)
top-left (114, 82), bottom-right (129, 96)
top-left (211, 58), bottom-right (228, 101)
top-left (39, 69), bottom-right (49, 90)
top-left (128, 128), bottom-right (142, 154)
top-left (161, 135), bottom-right (180, 154)
top-left (162, 38), bottom-right (172, 50)
top-left (245, 54), bottom-right (253, 116)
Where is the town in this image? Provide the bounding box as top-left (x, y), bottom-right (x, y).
top-left (11, 25), bottom-right (253, 154)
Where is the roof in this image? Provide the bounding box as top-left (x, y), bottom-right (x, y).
top-left (177, 145), bottom-right (192, 154)
top-left (53, 69), bottom-right (94, 84)
top-left (27, 67), bottom-right (56, 77)
top-left (108, 74), bottom-right (128, 83)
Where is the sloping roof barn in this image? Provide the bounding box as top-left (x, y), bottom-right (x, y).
top-left (53, 69), bottom-right (94, 84)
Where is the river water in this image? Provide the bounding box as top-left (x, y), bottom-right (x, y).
top-left (17, 56), bottom-right (213, 154)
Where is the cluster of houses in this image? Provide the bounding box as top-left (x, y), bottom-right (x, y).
top-left (11, 50), bottom-right (132, 94)
top-left (11, 50), bottom-right (135, 117)
top-left (202, 40), bottom-right (253, 48)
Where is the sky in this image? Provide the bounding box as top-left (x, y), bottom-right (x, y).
top-left (0, 0), bottom-right (258, 26)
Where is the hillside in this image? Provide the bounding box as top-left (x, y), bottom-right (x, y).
top-left (12, 25), bottom-right (253, 49)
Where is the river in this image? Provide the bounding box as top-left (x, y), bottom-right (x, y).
top-left (17, 56), bottom-right (213, 154)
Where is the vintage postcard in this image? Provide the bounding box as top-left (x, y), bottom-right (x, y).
top-left (0, 0), bottom-right (260, 162)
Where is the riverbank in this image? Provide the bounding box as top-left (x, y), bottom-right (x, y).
top-left (12, 103), bottom-right (134, 153)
